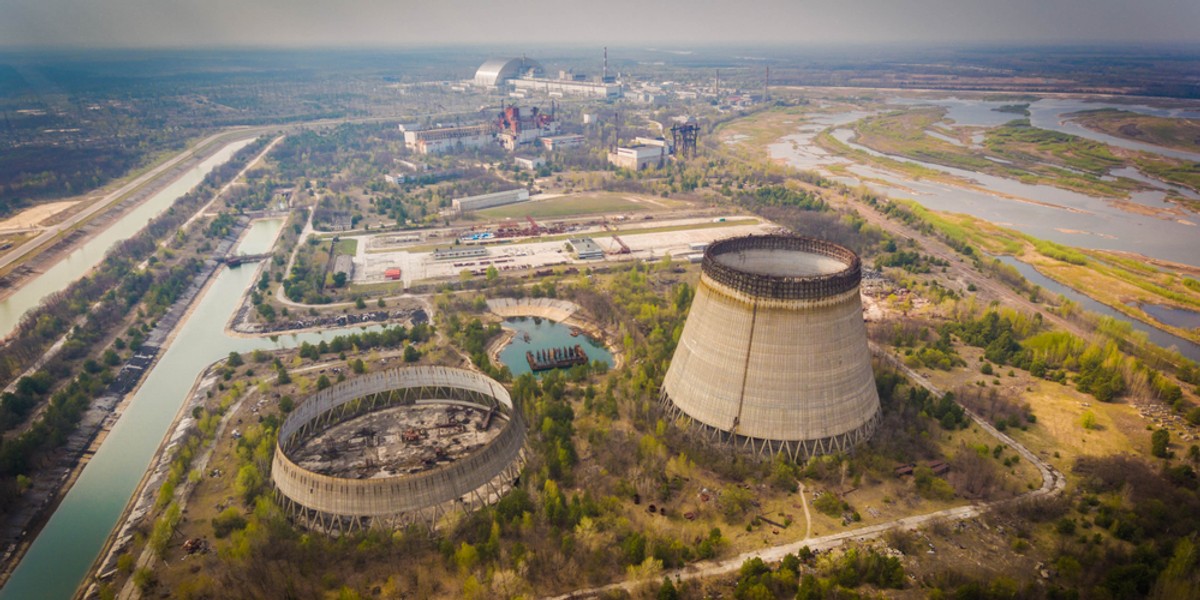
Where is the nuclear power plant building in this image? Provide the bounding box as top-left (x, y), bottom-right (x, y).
top-left (661, 235), bottom-right (881, 460)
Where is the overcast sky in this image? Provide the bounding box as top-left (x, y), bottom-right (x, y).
top-left (2, 0), bottom-right (1198, 49)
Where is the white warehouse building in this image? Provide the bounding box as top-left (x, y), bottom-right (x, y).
top-left (512, 77), bottom-right (622, 99)
top-left (608, 145), bottom-right (667, 171)
top-left (452, 188), bottom-right (530, 212)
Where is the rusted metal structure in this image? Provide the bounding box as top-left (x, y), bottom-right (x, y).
top-left (671, 120), bottom-right (700, 158)
top-left (526, 345), bottom-right (589, 371)
top-left (271, 367), bottom-right (525, 534)
top-left (660, 234), bottom-right (880, 461)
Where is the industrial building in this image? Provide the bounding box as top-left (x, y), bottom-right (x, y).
top-left (402, 123), bottom-right (495, 155)
top-left (452, 188), bottom-right (530, 212)
top-left (540, 134), bottom-right (586, 151)
top-left (475, 55), bottom-right (622, 99)
top-left (431, 247), bottom-right (489, 261)
top-left (660, 235), bottom-right (881, 460)
top-left (272, 367), bottom-right (526, 532)
top-left (496, 105), bottom-right (559, 151)
top-left (568, 238), bottom-right (605, 260)
top-left (514, 156), bottom-right (545, 170)
top-left (608, 144), bottom-right (667, 171)
top-left (635, 136), bottom-right (674, 153)
top-left (474, 57), bottom-right (544, 88)
top-left (512, 77), bottom-right (622, 99)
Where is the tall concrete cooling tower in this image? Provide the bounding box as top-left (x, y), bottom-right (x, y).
top-left (661, 234), bottom-right (880, 460)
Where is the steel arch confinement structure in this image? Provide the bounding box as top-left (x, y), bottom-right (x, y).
top-left (661, 234), bottom-right (881, 461)
top-left (272, 366), bottom-right (526, 534)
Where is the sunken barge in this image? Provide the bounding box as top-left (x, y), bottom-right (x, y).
top-left (527, 345), bottom-right (589, 371)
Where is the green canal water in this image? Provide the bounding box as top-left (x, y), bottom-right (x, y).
top-left (0, 218), bottom-right (385, 599)
top-left (0, 138), bottom-right (255, 338)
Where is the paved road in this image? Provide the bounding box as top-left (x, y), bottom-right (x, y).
top-left (0, 130), bottom-right (252, 276)
top-left (181, 135), bottom-right (285, 232)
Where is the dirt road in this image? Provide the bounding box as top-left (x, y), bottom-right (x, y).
top-left (0, 130), bottom-right (254, 277)
top-left (545, 346), bottom-right (1065, 599)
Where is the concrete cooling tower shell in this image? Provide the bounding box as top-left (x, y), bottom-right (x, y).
top-left (272, 366), bottom-right (525, 533)
top-left (661, 235), bottom-right (880, 460)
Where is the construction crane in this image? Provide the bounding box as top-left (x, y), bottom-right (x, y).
top-left (525, 215), bottom-right (540, 235)
top-left (610, 235), bottom-right (631, 255)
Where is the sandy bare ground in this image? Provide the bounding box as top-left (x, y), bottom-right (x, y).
top-left (0, 201), bottom-right (80, 231)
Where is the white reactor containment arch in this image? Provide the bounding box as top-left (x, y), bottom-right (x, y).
top-left (661, 234), bottom-right (880, 460)
top-left (272, 366), bottom-right (525, 533)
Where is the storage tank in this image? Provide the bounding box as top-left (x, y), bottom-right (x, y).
top-left (660, 234), bottom-right (880, 460)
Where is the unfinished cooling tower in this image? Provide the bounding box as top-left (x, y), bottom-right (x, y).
top-left (272, 366), bottom-right (525, 533)
top-left (661, 234), bottom-right (880, 460)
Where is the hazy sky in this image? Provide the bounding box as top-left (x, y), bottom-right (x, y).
top-left (2, 0), bottom-right (1198, 49)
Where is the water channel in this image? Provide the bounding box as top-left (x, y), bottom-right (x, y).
top-left (0, 138), bottom-right (255, 338)
top-left (991, 256), bottom-right (1200, 363)
top-left (0, 219), bottom-right (385, 600)
top-left (1131, 303), bottom-right (1200, 331)
top-left (497, 317), bottom-right (613, 378)
top-left (769, 96), bottom-right (1200, 359)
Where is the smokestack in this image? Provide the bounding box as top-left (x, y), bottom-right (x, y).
top-left (765, 66), bottom-right (770, 102)
top-left (604, 47), bottom-right (608, 81)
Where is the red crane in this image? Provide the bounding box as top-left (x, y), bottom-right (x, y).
top-left (525, 215), bottom-right (540, 235)
top-left (610, 235), bottom-right (631, 255)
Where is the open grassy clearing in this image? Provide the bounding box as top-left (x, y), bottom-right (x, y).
top-left (845, 108), bottom-right (1144, 199)
top-left (477, 192), bottom-right (663, 219)
top-left (1069, 108), bottom-right (1200, 154)
top-left (715, 106), bottom-right (818, 157)
top-left (922, 346), bottom-right (1140, 478)
top-left (332, 237), bottom-right (357, 256)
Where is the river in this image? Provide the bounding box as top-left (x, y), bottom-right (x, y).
top-left (992, 255), bottom-right (1200, 363)
top-left (0, 139), bottom-right (255, 338)
top-left (769, 95), bottom-right (1200, 358)
top-left (0, 219), bottom-right (384, 599)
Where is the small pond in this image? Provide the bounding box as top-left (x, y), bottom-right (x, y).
top-left (498, 317), bottom-right (613, 377)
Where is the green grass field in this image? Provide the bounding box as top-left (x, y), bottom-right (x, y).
top-left (479, 193), bottom-right (661, 219)
top-left (333, 238), bottom-right (358, 256)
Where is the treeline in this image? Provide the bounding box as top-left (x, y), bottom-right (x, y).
top-left (941, 308), bottom-right (1132, 402)
top-left (1006, 455), bottom-right (1200, 599)
top-left (292, 324), bottom-right (431, 370)
top-left (703, 547), bottom-right (904, 600)
top-left (874, 240), bottom-right (951, 274)
top-left (0, 370), bottom-right (110, 513)
top-left (441, 312), bottom-right (509, 382)
top-left (282, 238), bottom-right (332, 304)
top-left (0, 136), bottom-right (272, 515)
top-left (736, 184), bottom-right (827, 212)
top-left (1, 129), bottom-right (194, 208)
top-left (0, 135), bottom-right (272, 386)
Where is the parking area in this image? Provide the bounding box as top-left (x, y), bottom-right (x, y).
top-left (352, 215), bottom-right (779, 286)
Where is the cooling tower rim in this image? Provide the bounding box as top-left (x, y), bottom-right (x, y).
top-left (702, 234), bottom-right (861, 300)
top-left (271, 367), bottom-right (526, 531)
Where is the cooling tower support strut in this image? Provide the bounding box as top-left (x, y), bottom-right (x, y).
top-left (732, 302), bottom-right (759, 435)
